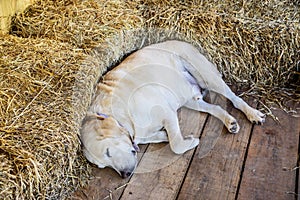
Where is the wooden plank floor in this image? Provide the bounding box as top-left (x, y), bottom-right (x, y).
top-left (70, 93), bottom-right (300, 200)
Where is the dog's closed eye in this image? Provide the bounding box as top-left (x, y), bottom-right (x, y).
top-left (106, 148), bottom-right (112, 157)
top-left (131, 150), bottom-right (137, 155)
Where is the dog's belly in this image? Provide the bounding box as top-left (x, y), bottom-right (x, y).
top-left (124, 83), bottom-right (185, 139)
top-left (110, 66), bottom-right (201, 140)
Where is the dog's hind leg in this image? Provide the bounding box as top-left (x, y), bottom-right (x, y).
top-left (184, 98), bottom-right (240, 133)
top-left (209, 83), bottom-right (266, 124)
top-left (163, 112), bottom-right (199, 154)
top-left (172, 43), bottom-right (265, 124)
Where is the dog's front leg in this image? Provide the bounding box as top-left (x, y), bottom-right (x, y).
top-left (135, 130), bottom-right (168, 144)
top-left (163, 113), bottom-right (199, 154)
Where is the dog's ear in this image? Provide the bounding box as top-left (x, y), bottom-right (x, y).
top-left (96, 112), bottom-right (109, 120)
top-left (132, 141), bottom-right (140, 152)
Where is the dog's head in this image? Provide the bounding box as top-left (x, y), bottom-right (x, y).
top-left (81, 113), bottom-right (139, 178)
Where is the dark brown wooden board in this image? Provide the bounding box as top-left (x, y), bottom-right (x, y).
top-left (237, 102), bottom-right (300, 200)
top-left (178, 96), bottom-right (257, 200)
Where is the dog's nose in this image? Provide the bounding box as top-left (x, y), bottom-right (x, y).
top-left (120, 170), bottom-right (132, 179)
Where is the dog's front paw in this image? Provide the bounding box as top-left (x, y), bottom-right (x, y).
top-left (247, 108), bottom-right (266, 125)
top-left (225, 117), bottom-right (240, 134)
top-left (173, 136), bottom-right (199, 154)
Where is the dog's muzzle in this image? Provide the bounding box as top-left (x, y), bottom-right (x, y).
top-left (120, 170), bottom-right (133, 179)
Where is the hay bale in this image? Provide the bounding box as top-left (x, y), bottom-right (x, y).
top-left (0, 0), bottom-right (33, 34)
top-left (10, 0), bottom-right (145, 49)
top-left (11, 0), bottom-right (299, 101)
top-left (140, 0), bottom-right (300, 99)
top-left (0, 34), bottom-right (100, 199)
top-left (0, 28), bottom-right (185, 200)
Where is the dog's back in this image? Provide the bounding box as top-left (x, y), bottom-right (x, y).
top-left (142, 40), bottom-right (223, 91)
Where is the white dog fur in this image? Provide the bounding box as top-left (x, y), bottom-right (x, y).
top-left (81, 40), bottom-right (265, 178)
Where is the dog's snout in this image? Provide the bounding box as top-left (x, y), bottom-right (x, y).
top-left (120, 170), bottom-right (132, 179)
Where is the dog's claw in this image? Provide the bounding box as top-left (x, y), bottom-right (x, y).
top-left (248, 109), bottom-right (266, 125)
top-left (253, 120), bottom-right (263, 125)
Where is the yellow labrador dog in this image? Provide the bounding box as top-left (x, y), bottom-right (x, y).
top-left (81, 40), bottom-right (265, 178)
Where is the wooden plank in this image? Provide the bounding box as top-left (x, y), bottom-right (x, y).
top-left (178, 95), bottom-right (256, 200)
top-left (69, 144), bottom-right (148, 200)
top-left (119, 106), bottom-right (210, 199)
top-left (237, 101), bottom-right (300, 200)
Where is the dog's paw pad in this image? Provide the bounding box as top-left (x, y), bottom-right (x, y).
top-left (226, 118), bottom-right (240, 134)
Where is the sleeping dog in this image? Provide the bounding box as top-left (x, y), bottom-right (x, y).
top-left (81, 40), bottom-right (265, 178)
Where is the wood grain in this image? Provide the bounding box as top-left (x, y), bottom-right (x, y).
top-left (237, 102), bottom-right (300, 200)
top-left (178, 96), bottom-right (256, 200)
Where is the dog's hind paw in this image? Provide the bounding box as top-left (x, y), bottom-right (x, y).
top-left (225, 117), bottom-right (240, 134)
top-left (247, 108), bottom-right (266, 125)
